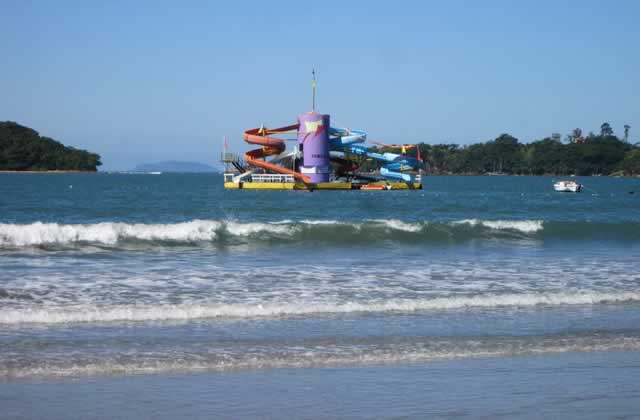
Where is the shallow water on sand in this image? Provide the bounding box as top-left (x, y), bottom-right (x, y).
top-left (1, 174), bottom-right (639, 416)
top-left (2, 352), bottom-right (640, 419)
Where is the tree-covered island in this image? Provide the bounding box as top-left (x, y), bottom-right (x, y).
top-left (373, 122), bottom-right (638, 176)
top-left (0, 122), bottom-right (101, 171)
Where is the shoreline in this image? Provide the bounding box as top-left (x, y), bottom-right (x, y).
top-left (2, 352), bottom-right (639, 419)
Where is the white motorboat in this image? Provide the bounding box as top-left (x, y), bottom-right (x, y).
top-left (554, 180), bottom-right (582, 192)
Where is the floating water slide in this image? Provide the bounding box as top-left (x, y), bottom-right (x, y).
top-left (329, 128), bottom-right (422, 182)
top-left (242, 124), bottom-right (421, 183)
top-left (243, 125), bottom-right (312, 183)
top-left (233, 150), bottom-right (299, 183)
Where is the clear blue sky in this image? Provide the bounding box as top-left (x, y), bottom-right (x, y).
top-left (2, 0), bottom-right (638, 170)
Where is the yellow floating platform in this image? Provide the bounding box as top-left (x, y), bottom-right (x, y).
top-left (224, 182), bottom-right (422, 190)
top-left (366, 182), bottom-right (422, 190)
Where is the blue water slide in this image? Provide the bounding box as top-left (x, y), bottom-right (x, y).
top-left (328, 127), bottom-right (421, 182)
top-left (328, 127), bottom-right (367, 147)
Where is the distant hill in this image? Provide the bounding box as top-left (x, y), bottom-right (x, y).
top-left (131, 161), bottom-right (218, 173)
top-left (0, 121), bottom-right (101, 171)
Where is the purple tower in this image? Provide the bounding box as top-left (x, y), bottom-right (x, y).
top-left (298, 112), bottom-right (330, 183)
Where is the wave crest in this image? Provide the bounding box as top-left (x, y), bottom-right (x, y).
top-left (1, 219), bottom-right (638, 248)
top-left (0, 220), bottom-right (292, 247)
top-left (453, 219), bottom-right (543, 233)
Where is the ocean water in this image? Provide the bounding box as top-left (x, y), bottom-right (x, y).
top-left (1, 173), bottom-right (640, 418)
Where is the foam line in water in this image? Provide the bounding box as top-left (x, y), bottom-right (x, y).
top-left (0, 220), bottom-right (220, 246)
top-left (2, 292), bottom-right (639, 325)
top-left (367, 219), bottom-right (423, 232)
top-left (0, 220), bottom-right (293, 247)
top-left (3, 334), bottom-right (639, 379)
top-left (452, 219), bottom-right (543, 233)
top-left (1, 219), bottom-right (639, 248)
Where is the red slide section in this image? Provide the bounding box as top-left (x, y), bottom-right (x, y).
top-left (243, 124), bottom-right (312, 183)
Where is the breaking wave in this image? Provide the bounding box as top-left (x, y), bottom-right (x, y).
top-left (2, 292), bottom-right (640, 325)
top-left (1, 219), bottom-right (638, 249)
top-left (452, 219), bottom-right (543, 233)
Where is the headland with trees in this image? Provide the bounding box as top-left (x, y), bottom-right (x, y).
top-left (0, 122), bottom-right (101, 172)
top-left (388, 122), bottom-right (638, 176)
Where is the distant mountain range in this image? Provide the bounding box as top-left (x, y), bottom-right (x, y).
top-left (131, 161), bottom-right (218, 173)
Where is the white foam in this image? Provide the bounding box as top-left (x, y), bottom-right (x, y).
top-left (0, 220), bottom-right (302, 247)
top-left (453, 219), bottom-right (544, 233)
top-left (0, 220), bottom-right (224, 247)
top-left (2, 291), bottom-right (639, 325)
top-left (3, 334), bottom-right (639, 379)
top-left (299, 220), bottom-right (341, 225)
top-left (224, 221), bottom-right (293, 236)
top-left (369, 219), bottom-right (423, 232)
top-left (0, 219), bottom-right (550, 247)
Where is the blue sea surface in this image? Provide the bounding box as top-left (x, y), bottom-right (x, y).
top-left (1, 173), bottom-right (639, 418)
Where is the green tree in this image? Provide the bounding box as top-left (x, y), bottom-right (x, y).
top-left (624, 124), bottom-right (631, 142)
top-left (600, 122), bottom-right (613, 137)
top-left (385, 125), bottom-right (637, 176)
top-left (0, 122), bottom-right (102, 171)
top-left (529, 138), bottom-right (570, 175)
top-left (621, 149), bottom-right (640, 175)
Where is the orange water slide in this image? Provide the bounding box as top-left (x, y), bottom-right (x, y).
top-left (243, 124), bottom-right (312, 183)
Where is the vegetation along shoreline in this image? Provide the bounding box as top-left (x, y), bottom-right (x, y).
top-left (2, 121), bottom-right (638, 176)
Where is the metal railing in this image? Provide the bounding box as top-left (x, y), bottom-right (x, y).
top-left (250, 174), bottom-right (295, 183)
